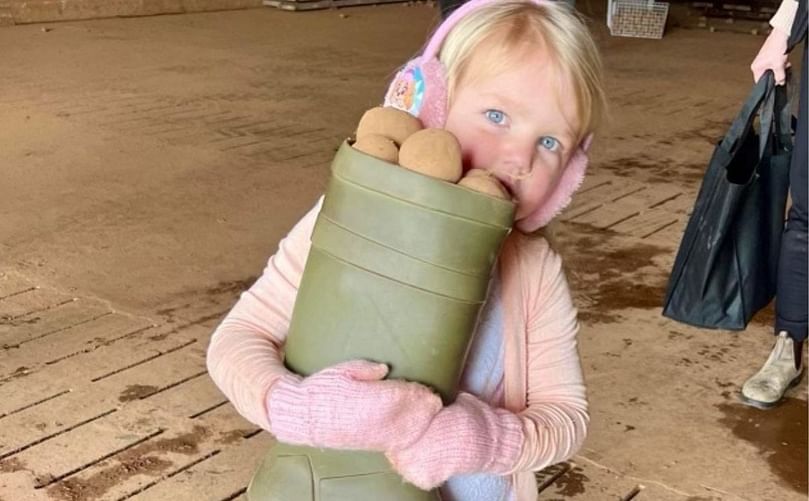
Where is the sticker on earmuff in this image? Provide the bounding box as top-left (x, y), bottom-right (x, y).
top-left (386, 66), bottom-right (425, 116)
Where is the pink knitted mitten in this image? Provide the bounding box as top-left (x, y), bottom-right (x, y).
top-left (266, 360), bottom-right (442, 451)
top-left (386, 391), bottom-right (525, 490)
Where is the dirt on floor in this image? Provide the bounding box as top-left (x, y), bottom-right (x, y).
top-left (0, 1), bottom-right (806, 500)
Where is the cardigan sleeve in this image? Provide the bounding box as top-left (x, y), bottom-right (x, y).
top-left (511, 238), bottom-right (589, 472)
top-left (771, 0), bottom-right (799, 35)
top-left (206, 197), bottom-right (322, 430)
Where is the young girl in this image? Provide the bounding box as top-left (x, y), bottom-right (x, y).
top-left (206, 1), bottom-right (607, 500)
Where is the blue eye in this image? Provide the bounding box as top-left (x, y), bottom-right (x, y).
top-left (485, 109), bottom-right (506, 125)
top-left (539, 136), bottom-right (559, 151)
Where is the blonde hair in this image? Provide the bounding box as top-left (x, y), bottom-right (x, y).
top-left (437, 1), bottom-right (607, 143)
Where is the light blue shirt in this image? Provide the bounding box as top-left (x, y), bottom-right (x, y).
top-left (441, 276), bottom-right (516, 501)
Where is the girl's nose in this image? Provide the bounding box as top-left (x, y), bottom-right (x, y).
top-left (499, 140), bottom-right (534, 180)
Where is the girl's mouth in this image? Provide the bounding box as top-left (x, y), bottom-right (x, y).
top-left (461, 160), bottom-right (518, 204)
top-left (493, 174), bottom-right (518, 203)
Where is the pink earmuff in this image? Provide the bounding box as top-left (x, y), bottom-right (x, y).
top-left (383, 0), bottom-right (592, 231)
top-left (384, 57), bottom-right (448, 129)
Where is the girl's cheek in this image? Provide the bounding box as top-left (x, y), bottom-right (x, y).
top-left (461, 133), bottom-right (497, 171)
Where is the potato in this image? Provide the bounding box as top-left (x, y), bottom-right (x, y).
top-left (356, 106), bottom-right (423, 146)
top-left (464, 168), bottom-right (492, 178)
top-left (398, 128), bottom-right (463, 182)
top-left (458, 172), bottom-right (510, 199)
top-left (352, 134), bottom-right (399, 164)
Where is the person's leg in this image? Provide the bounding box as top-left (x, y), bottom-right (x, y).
top-left (742, 45), bottom-right (808, 409)
top-left (775, 63), bottom-right (808, 349)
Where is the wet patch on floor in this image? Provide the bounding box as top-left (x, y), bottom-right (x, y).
top-left (153, 276), bottom-right (258, 321)
top-left (749, 301), bottom-right (775, 329)
top-left (152, 276), bottom-right (259, 328)
top-left (717, 399), bottom-right (808, 494)
top-left (0, 458), bottom-right (26, 473)
top-left (680, 118), bottom-right (732, 147)
top-left (715, 379), bottom-right (735, 390)
top-left (149, 426), bottom-right (209, 455)
top-left (49, 455), bottom-right (172, 501)
top-left (668, 330), bottom-right (695, 341)
top-left (215, 429), bottom-right (253, 445)
top-left (118, 384), bottom-right (159, 402)
top-left (578, 280), bottom-right (667, 324)
top-left (204, 277), bottom-right (259, 297)
top-left (558, 223), bottom-right (669, 324)
top-left (48, 425), bottom-right (210, 501)
top-left (554, 466), bottom-right (589, 496)
top-left (696, 345), bottom-right (734, 365)
top-left (600, 155), bottom-right (706, 188)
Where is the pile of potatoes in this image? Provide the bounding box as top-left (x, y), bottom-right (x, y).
top-left (352, 107), bottom-right (510, 200)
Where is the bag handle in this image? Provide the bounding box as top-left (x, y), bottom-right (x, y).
top-left (758, 75), bottom-right (778, 155)
top-left (720, 71), bottom-right (775, 156)
top-left (774, 68), bottom-right (798, 151)
top-left (755, 72), bottom-right (796, 159)
top-left (757, 70), bottom-right (792, 156)
top-left (773, 76), bottom-right (793, 152)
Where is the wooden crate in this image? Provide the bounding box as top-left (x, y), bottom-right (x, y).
top-left (608, 0), bottom-right (670, 39)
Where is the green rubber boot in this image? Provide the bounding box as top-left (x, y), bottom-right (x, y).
top-left (247, 142), bottom-right (514, 501)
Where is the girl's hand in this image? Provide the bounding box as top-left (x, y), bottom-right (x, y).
top-left (751, 28), bottom-right (790, 84)
top-left (265, 360), bottom-right (442, 451)
top-left (385, 392), bottom-right (525, 490)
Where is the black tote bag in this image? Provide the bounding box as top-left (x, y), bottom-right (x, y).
top-left (662, 72), bottom-right (793, 330)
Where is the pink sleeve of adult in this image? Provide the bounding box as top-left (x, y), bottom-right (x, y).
top-left (770, 0), bottom-right (798, 35)
top-left (512, 241), bottom-right (589, 473)
top-left (206, 197), bottom-right (322, 430)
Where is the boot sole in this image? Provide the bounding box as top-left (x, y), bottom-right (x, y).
top-left (739, 369), bottom-right (805, 410)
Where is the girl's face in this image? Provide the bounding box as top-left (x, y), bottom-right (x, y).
top-left (444, 46), bottom-right (580, 229)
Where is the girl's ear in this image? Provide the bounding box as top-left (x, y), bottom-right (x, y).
top-left (384, 57), bottom-right (449, 128)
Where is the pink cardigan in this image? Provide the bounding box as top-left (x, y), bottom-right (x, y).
top-left (206, 198), bottom-right (588, 501)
